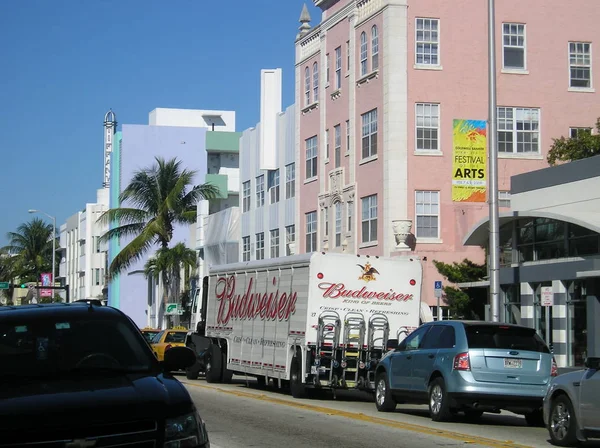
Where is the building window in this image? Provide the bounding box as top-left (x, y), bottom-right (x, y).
top-left (95, 268), bottom-right (100, 286)
top-left (415, 18), bottom-right (439, 66)
top-left (306, 211), bottom-right (317, 252)
top-left (502, 23), bottom-right (526, 70)
top-left (326, 53), bottom-right (330, 84)
top-left (415, 103), bottom-right (440, 151)
top-left (255, 232), bottom-right (264, 260)
top-left (242, 181), bottom-right (251, 212)
top-left (323, 207), bottom-right (329, 237)
top-left (268, 169), bottom-right (280, 204)
top-left (346, 120), bottom-right (350, 153)
top-left (313, 62), bottom-right (319, 101)
top-left (569, 127), bottom-right (592, 138)
top-left (347, 40), bottom-right (350, 71)
top-left (335, 202), bottom-right (342, 247)
top-left (361, 109), bottom-right (378, 159)
top-left (360, 31), bottom-right (368, 76)
top-left (304, 66), bottom-right (310, 106)
top-left (285, 225), bottom-right (295, 256)
top-left (334, 124), bottom-right (341, 168)
top-left (325, 129), bottom-right (330, 159)
top-left (347, 201), bottom-right (353, 232)
top-left (335, 46), bottom-right (342, 89)
top-left (499, 191), bottom-right (511, 208)
top-left (371, 25), bottom-right (379, 70)
top-left (255, 175), bottom-right (265, 207)
top-left (415, 190), bottom-right (440, 239)
top-left (285, 163), bottom-right (295, 199)
top-left (498, 107), bottom-right (540, 154)
top-left (361, 195), bottom-right (377, 243)
top-left (270, 229), bottom-right (280, 258)
top-left (306, 136), bottom-right (318, 179)
top-left (242, 236), bottom-right (250, 261)
top-left (569, 42), bottom-right (592, 89)
top-left (95, 236), bottom-right (101, 253)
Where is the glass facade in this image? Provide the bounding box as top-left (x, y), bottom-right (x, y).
top-left (567, 280), bottom-right (587, 367)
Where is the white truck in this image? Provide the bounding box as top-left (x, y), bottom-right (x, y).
top-left (185, 252), bottom-right (425, 398)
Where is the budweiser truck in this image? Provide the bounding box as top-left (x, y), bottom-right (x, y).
top-left (185, 252), bottom-right (424, 398)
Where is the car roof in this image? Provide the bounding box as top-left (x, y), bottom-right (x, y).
top-left (0, 302), bottom-right (124, 322)
top-left (427, 320), bottom-right (530, 329)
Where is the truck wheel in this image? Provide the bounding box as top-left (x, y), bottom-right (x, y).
top-left (290, 356), bottom-right (307, 399)
top-left (185, 365), bottom-right (200, 380)
top-left (205, 344), bottom-right (223, 383)
top-left (221, 349), bottom-right (233, 384)
top-left (375, 373), bottom-right (396, 412)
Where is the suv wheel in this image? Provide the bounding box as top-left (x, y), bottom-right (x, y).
top-left (548, 395), bottom-right (578, 446)
top-left (428, 377), bottom-right (451, 422)
top-left (375, 373), bottom-right (396, 412)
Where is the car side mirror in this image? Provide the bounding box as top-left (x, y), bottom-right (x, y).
top-left (386, 338), bottom-right (399, 351)
top-left (584, 357), bottom-right (600, 370)
top-left (163, 346), bottom-right (196, 372)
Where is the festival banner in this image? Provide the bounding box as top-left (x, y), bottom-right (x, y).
top-left (452, 119), bottom-right (487, 202)
top-left (40, 272), bottom-right (53, 297)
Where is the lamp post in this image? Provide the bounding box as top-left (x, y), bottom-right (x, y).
top-left (487, 0), bottom-right (501, 322)
top-left (28, 209), bottom-right (57, 293)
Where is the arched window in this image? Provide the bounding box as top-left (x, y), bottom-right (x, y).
top-left (360, 31), bottom-right (368, 76)
top-left (371, 25), bottom-right (379, 70)
top-left (312, 62), bottom-right (319, 102)
top-left (305, 66), bottom-right (311, 105)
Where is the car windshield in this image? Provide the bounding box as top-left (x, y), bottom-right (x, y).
top-left (465, 325), bottom-right (550, 353)
top-left (142, 331), bottom-right (160, 343)
top-left (164, 332), bottom-right (186, 343)
top-left (0, 315), bottom-right (157, 378)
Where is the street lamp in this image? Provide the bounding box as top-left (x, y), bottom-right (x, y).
top-left (28, 209), bottom-right (57, 293)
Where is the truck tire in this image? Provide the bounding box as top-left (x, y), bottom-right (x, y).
top-left (290, 356), bottom-right (307, 399)
top-left (205, 344), bottom-right (223, 383)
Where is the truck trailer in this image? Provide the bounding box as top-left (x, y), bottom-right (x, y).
top-left (185, 252), bottom-right (424, 398)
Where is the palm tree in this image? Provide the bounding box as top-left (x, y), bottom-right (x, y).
top-left (0, 252), bottom-right (17, 305)
top-left (144, 243), bottom-right (197, 326)
top-left (99, 156), bottom-right (217, 277)
top-left (3, 218), bottom-right (56, 283)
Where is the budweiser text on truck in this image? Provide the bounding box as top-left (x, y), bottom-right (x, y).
top-left (185, 252), bottom-right (423, 398)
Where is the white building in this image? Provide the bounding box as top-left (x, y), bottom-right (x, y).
top-left (149, 108), bottom-right (236, 132)
top-left (57, 188), bottom-right (109, 301)
top-left (239, 69), bottom-right (298, 262)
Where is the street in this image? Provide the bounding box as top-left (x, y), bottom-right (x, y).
top-left (181, 375), bottom-right (600, 448)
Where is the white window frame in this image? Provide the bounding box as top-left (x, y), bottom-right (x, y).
top-left (502, 23), bottom-right (526, 71)
top-left (306, 211), bottom-right (317, 252)
top-left (255, 175), bottom-right (265, 207)
top-left (361, 195), bottom-right (377, 244)
top-left (415, 103), bottom-right (440, 152)
top-left (335, 202), bottom-right (342, 247)
top-left (499, 191), bottom-right (511, 208)
top-left (285, 163), bottom-right (295, 199)
top-left (313, 62), bottom-right (319, 101)
top-left (371, 25), bottom-right (379, 70)
top-left (347, 40), bottom-right (350, 71)
top-left (346, 120), bottom-right (350, 154)
top-left (304, 66), bottom-right (311, 106)
top-left (242, 180), bottom-right (251, 212)
top-left (335, 46), bottom-right (342, 89)
top-left (569, 42), bottom-right (592, 89)
top-left (498, 107), bottom-right (541, 154)
top-left (323, 206), bottom-right (329, 237)
top-left (326, 53), bottom-right (330, 84)
top-left (255, 232), bottom-right (264, 260)
top-left (334, 124), bottom-right (341, 168)
top-left (325, 128), bottom-right (330, 160)
top-left (268, 169), bottom-right (280, 204)
top-left (361, 109), bottom-right (378, 159)
top-left (569, 127), bottom-right (592, 139)
top-left (305, 136), bottom-right (318, 179)
top-left (360, 32), bottom-right (368, 76)
top-left (415, 190), bottom-right (440, 240)
top-left (285, 225), bottom-right (295, 256)
top-left (242, 236), bottom-right (250, 261)
top-left (270, 229), bottom-right (280, 259)
top-left (347, 201), bottom-right (353, 232)
top-left (415, 18), bottom-right (440, 66)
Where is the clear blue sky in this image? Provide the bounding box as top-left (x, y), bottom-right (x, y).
top-left (0, 0), bottom-right (320, 246)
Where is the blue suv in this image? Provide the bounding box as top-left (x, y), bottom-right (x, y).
top-left (375, 321), bottom-right (557, 425)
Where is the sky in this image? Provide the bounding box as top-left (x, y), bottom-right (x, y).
top-left (0, 0), bottom-right (321, 246)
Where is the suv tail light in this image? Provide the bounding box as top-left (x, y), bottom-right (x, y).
top-left (453, 352), bottom-right (470, 371)
top-left (165, 344), bottom-right (173, 352)
top-left (551, 357), bottom-right (558, 377)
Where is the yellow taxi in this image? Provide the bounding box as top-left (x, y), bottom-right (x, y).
top-left (150, 326), bottom-right (188, 361)
top-left (140, 327), bottom-right (161, 345)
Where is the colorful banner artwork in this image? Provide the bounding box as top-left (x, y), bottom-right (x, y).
top-left (40, 272), bottom-right (52, 297)
top-left (452, 119), bottom-right (487, 202)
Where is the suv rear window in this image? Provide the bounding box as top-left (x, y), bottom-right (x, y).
top-left (465, 325), bottom-right (550, 353)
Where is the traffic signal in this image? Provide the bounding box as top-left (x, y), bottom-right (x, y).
top-left (20, 284), bottom-right (27, 288)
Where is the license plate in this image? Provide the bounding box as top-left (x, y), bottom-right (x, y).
top-left (504, 358), bottom-right (522, 369)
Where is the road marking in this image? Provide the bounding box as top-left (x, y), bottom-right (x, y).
top-left (183, 381), bottom-right (533, 448)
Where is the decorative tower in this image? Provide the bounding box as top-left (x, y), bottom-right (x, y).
top-left (103, 109), bottom-right (117, 188)
top-left (296, 3), bottom-right (312, 40)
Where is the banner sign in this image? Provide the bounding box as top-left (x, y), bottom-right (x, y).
top-left (452, 119), bottom-right (487, 202)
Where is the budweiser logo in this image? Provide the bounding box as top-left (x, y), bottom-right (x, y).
top-left (318, 282), bottom-right (414, 302)
top-left (215, 276), bottom-right (298, 326)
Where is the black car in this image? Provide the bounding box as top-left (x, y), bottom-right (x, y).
top-left (0, 300), bottom-right (210, 448)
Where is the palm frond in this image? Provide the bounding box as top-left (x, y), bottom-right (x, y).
top-left (98, 223), bottom-right (148, 244)
top-left (97, 208), bottom-right (150, 227)
top-left (108, 221), bottom-right (161, 276)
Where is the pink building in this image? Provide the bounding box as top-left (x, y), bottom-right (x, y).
top-left (294, 0), bottom-right (599, 310)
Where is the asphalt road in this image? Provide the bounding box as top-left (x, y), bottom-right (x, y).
top-left (181, 375), bottom-right (600, 448)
